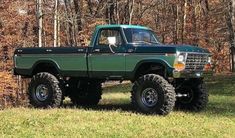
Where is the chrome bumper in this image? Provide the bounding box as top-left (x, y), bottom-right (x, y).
top-left (173, 70), bottom-right (213, 78)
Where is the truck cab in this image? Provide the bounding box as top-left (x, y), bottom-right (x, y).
top-left (88, 25), bottom-right (211, 80)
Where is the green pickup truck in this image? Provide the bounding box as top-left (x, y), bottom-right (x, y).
top-left (13, 25), bottom-right (212, 115)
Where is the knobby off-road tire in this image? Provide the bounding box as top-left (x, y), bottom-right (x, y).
top-left (175, 79), bottom-right (208, 111)
top-left (131, 74), bottom-right (176, 115)
top-left (28, 72), bottom-right (63, 108)
top-left (68, 80), bottom-right (102, 106)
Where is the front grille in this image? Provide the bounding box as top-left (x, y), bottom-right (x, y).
top-left (185, 53), bottom-right (208, 71)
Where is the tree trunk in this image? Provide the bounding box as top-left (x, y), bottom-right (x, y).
top-left (182, 0), bottom-right (188, 44)
top-left (106, 0), bottom-right (115, 24)
top-left (232, 0), bottom-right (235, 72)
top-left (73, 0), bottom-right (82, 32)
top-left (116, 0), bottom-right (120, 24)
top-left (172, 4), bottom-right (179, 44)
top-left (129, 0), bottom-right (135, 24)
top-left (232, 47), bottom-right (235, 72)
top-left (201, 0), bottom-right (209, 44)
top-left (58, 15), bottom-right (61, 47)
top-left (54, 0), bottom-right (58, 47)
top-left (226, 0), bottom-right (235, 72)
top-left (37, 0), bottom-right (43, 47)
top-left (162, 0), bottom-right (166, 44)
top-left (64, 0), bottom-right (74, 46)
top-left (123, 0), bottom-right (130, 24)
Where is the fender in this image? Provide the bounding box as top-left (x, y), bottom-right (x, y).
top-left (30, 59), bottom-right (61, 76)
top-left (129, 59), bottom-right (174, 80)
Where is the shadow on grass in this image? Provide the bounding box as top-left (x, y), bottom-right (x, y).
top-left (85, 103), bottom-right (135, 113)
top-left (63, 102), bottom-right (135, 113)
top-left (62, 100), bottom-right (235, 117)
top-left (102, 83), bottom-right (132, 94)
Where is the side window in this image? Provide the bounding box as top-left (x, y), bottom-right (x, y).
top-left (98, 29), bottom-right (123, 46)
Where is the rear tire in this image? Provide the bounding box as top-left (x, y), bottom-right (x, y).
top-left (175, 79), bottom-right (208, 111)
top-left (67, 80), bottom-right (102, 106)
top-left (28, 72), bottom-right (63, 108)
top-left (131, 74), bottom-right (176, 115)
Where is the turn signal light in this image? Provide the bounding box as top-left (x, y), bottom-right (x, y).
top-left (174, 62), bottom-right (185, 71)
top-left (204, 63), bottom-right (211, 71)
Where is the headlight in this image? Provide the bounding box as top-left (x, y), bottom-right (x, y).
top-left (174, 52), bottom-right (186, 71)
top-left (176, 52), bottom-right (187, 62)
top-left (178, 55), bottom-right (185, 62)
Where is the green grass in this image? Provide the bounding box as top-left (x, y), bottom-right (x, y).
top-left (0, 75), bottom-right (235, 137)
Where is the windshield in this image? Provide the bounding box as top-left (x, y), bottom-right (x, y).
top-left (123, 28), bottom-right (161, 45)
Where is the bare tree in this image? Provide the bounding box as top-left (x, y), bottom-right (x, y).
top-left (74, 0), bottom-right (82, 32)
top-left (36, 0), bottom-right (43, 47)
top-left (54, 0), bottom-right (59, 47)
top-left (106, 0), bottom-right (115, 24)
top-left (129, 0), bottom-right (135, 24)
top-left (226, 0), bottom-right (235, 71)
top-left (172, 4), bottom-right (179, 44)
top-left (64, 0), bottom-right (74, 46)
top-left (201, 0), bottom-right (209, 44)
top-left (182, 0), bottom-right (188, 43)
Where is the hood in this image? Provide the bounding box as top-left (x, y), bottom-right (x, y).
top-left (168, 45), bottom-right (210, 53)
top-left (132, 44), bottom-right (210, 54)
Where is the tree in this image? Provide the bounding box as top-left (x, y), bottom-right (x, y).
top-left (226, 0), bottom-right (235, 72)
top-left (36, 0), bottom-right (43, 47)
top-left (73, 0), bottom-right (82, 31)
top-left (54, 0), bottom-right (59, 47)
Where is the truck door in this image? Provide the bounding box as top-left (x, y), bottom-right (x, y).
top-left (88, 28), bottom-right (126, 79)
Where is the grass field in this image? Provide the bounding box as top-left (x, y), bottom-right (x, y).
top-left (0, 75), bottom-right (234, 137)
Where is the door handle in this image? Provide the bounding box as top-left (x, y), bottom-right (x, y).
top-left (93, 49), bottom-right (100, 52)
top-left (127, 49), bottom-right (134, 53)
top-left (46, 49), bottom-right (52, 52)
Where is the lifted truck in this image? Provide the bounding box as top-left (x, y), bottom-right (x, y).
top-left (13, 25), bottom-right (212, 115)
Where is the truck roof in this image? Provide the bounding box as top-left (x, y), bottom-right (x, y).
top-left (96, 24), bottom-right (150, 30)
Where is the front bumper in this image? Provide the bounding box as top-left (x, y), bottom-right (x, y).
top-left (173, 70), bottom-right (213, 78)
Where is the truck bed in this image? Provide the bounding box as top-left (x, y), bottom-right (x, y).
top-left (14, 47), bottom-right (90, 77)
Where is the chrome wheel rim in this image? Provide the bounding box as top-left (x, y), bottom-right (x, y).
top-left (141, 88), bottom-right (158, 107)
top-left (35, 84), bottom-right (49, 101)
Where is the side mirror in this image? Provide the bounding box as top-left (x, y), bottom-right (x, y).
top-left (107, 37), bottom-right (116, 45)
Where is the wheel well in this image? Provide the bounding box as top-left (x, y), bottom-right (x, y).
top-left (134, 62), bottom-right (166, 80)
top-left (32, 62), bottom-right (59, 76)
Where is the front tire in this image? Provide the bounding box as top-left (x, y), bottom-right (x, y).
top-left (28, 72), bottom-right (63, 108)
top-left (131, 74), bottom-right (176, 115)
top-left (175, 79), bottom-right (208, 111)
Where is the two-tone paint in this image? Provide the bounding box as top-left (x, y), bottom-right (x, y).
top-left (13, 25), bottom-right (211, 80)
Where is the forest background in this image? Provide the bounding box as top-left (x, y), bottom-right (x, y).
top-left (0, 0), bottom-right (234, 106)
